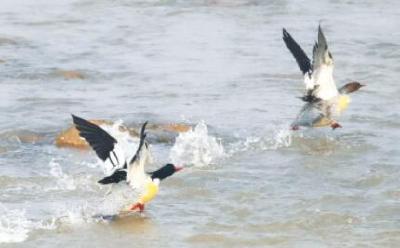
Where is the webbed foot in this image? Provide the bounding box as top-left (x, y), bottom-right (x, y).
top-left (331, 122), bottom-right (342, 130)
top-left (129, 202), bottom-right (145, 212)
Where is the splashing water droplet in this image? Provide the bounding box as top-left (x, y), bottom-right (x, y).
top-left (169, 121), bottom-right (225, 167)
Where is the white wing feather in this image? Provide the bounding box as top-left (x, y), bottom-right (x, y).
top-left (310, 26), bottom-right (339, 100)
top-left (126, 144), bottom-right (153, 191)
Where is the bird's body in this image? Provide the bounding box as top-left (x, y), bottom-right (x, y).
top-left (72, 115), bottom-right (182, 212)
top-left (282, 25), bottom-right (364, 130)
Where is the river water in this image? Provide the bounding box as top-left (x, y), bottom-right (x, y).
top-left (1, 0), bottom-right (400, 247)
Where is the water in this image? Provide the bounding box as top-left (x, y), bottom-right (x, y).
top-left (1, 0), bottom-right (400, 247)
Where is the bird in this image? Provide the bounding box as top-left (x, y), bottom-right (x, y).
top-left (282, 25), bottom-right (365, 130)
top-left (71, 115), bottom-right (183, 212)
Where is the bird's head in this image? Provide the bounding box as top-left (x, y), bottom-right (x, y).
top-left (339, 81), bottom-right (365, 94)
top-left (150, 163), bottom-right (183, 181)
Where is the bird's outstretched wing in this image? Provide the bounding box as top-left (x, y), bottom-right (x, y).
top-left (72, 115), bottom-right (122, 167)
top-left (126, 122), bottom-right (151, 190)
top-left (282, 28), bottom-right (312, 75)
top-left (98, 170), bottom-right (127, 184)
top-left (129, 121), bottom-right (148, 165)
top-left (311, 25), bottom-right (338, 100)
top-left (282, 28), bottom-right (315, 91)
top-left (97, 122), bottom-right (149, 185)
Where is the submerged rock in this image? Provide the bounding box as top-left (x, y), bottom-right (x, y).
top-left (55, 120), bottom-right (191, 149)
top-left (0, 37), bottom-right (17, 45)
top-left (56, 120), bottom-right (111, 149)
top-left (56, 70), bottom-right (85, 80)
top-left (0, 130), bottom-right (44, 144)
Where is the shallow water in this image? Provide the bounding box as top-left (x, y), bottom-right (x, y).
top-left (1, 0), bottom-right (400, 247)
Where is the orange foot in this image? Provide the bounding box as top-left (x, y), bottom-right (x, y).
top-left (331, 122), bottom-right (342, 130)
top-left (129, 203), bottom-right (145, 212)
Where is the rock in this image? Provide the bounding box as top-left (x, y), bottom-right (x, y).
top-left (0, 59), bottom-right (5, 63)
top-left (56, 120), bottom-right (111, 149)
top-left (0, 130), bottom-right (44, 144)
top-left (57, 70), bottom-right (85, 80)
top-left (17, 133), bottom-right (43, 144)
top-left (55, 120), bottom-right (191, 149)
top-left (160, 123), bottom-right (191, 133)
top-left (0, 37), bottom-right (17, 45)
top-left (0, 147), bottom-right (7, 154)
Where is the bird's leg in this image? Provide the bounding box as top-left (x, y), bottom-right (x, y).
top-left (291, 125), bottom-right (300, 131)
top-left (330, 121), bottom-right (342, 130)
top-left (129, 202), bottom-right (145, 212)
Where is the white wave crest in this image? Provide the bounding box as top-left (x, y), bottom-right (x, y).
top-left (169, 121), bottom-right (225, 167)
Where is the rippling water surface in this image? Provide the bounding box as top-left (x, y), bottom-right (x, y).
top-left (1, 0), bottom-right (400, 247)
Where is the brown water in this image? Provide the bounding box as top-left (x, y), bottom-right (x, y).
top-left (1, 0), bottom-right (400, 247)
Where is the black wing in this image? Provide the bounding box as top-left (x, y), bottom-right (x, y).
top-left (282, 28), bottom-right (312, 75)
top-left (72, 115), bottom-right (117, 162)
top-left (129, 121), bottom-right (148, 164)
top-left (98, 170), bottom-right (127, 184)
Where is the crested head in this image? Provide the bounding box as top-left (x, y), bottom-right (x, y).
top-left (150, 163), bottom-right (183, 181)
top-left (339, 81), bottom-right (365, 94)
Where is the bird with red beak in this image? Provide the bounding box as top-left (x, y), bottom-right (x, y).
top-left (72, 115), bottom-right (183, 213)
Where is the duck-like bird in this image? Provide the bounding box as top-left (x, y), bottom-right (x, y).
top-left (72, 115), bottom-right (183, 212)
top-left (282, 25), bottom-right (365, 130)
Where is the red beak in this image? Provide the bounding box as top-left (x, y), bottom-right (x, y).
top-left (174, 165), bottom-right (184, 172)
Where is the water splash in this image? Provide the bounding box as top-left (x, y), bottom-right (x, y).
top-left (49, 159), bottom-right (76, 191)
top-left (270, 128), bottom-right (292, 149)
top-left (169, 121), bottom-right (225, 167)
top-left (226, 126), bottom-right (293, 155)
top-left (0, 204), bottom-right (56, 243)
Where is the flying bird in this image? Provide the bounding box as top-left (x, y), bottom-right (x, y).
top-left (282, 25), bottom-right (365, 130)
top-left (72, 115), bottom-right (183, 212)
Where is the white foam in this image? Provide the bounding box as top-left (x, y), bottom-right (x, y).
top-left (0, 204), bottom-right (56, 243)
top-left (270, 128), bottom-right (293, 149)
top-left (226, 126), bottom-right (293, 155)
top-left (169, 121), bottom-right (225, 167)
top-left (49, 159), bottom-right (76, 191)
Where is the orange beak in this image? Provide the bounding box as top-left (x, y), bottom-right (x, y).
top-left (174, 165), bottom-right (184, 172)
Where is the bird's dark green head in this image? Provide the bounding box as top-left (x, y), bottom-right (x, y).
top-left (150, 163), bottom-right (183, 180)
top-left (339, 81), bottom-right (365, 94)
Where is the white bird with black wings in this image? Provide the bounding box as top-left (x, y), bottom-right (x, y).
top-left (72, 115), bottom-right (183, 212)
top-left (282, 25), bottom-right (365, 130)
